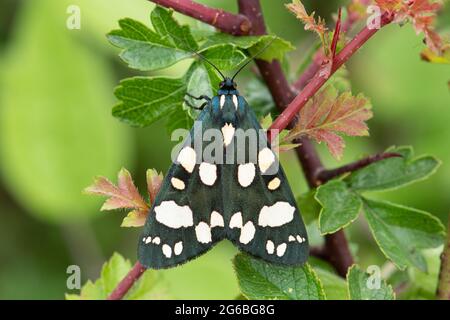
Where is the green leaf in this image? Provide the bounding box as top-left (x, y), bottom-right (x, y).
top-left (203, 34), bottom-right (295, 62)
top-left (113, 77), bottom-right (186, 127)
top-left (66, 253), bottom-right (168, 300)
top-left (314, 267), bottom-right (348, 300)
top-left (201, 44), bottom-right (247, 70)
top-left (362, 198), bottom-right (446, 272)
top-left (65, 280), bottom-right (103, 300)
top-left (124, 270), bottom-right (171, 300)
top-left (233, 253), bottom-right (326, 300)
top-left (347, 265), bottom-right (395, 300)
top-left (346, 146), bottom-right (441, 192)
top-left (166, 105), bottom-right (195, 134)
top-left (101, 252), bottom-right (132, 295)
top-left (296, 190), bottom-right (321, 225)
top-left (190, 21), bottom-right (217, 41)
top-left (183, 61), bottom-right (221, 118)
top-left (316, 180), bottom-right (362, 234)
top-left (150, 7), bottom-right (197, 51)
top-left (244, 78), bottom-right (276, 119)
top-left (404, 248), bottom-right (444, 299)
top-left (107, 7), bottom-right (197, 71)
top-left (66, 252), bottom-right (130, 299)
top-left (249, 35), bottom-right (295, 62)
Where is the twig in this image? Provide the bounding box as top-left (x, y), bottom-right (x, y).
top-left (149, 0), bottom-right (251, 35)
top-left (437, 217), bottom-right (450, 300)
top-left (107, 261), bottom-right (146, 300)
top-left (293, 61), bottom-right (321, 91)
top-left (316, 152), bottom-right (402, 183)
top-left (309, 246), bottom-right (328, 260)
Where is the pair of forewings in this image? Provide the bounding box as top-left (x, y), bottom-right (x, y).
top-left (138, 95), bottom-right (308, 269)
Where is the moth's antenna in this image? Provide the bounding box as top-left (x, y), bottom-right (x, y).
top-left (231, 37), bottom-right (276, 81)
top-left (192, 51), bottom-right (226, 80)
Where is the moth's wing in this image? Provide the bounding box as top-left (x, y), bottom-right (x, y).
top-left (224, 98), bottom-right (309, 265)
top-left (138, 107), bottom-right (226, 269)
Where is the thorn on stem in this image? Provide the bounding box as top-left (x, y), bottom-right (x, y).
top-left (330, 7), bottom-right (342, 63)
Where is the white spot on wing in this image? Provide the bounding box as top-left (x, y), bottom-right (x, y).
top-left (162, 244), bottom-right (172, 258)
top-left (145, 237), bottom-right (152, 244)
top-left (210, 211), bottom-right (224, 228)
top-left (268, 177), bottom-right (281, 190)
top-left (296, 235), bottom-right (303, 243)
top-left (266, 240), bottom-right (275, 254)
top-left (171, 177), bottom-right (185, 190)
top-left (177, 146), bottom-right (196, 173)
top-left (239, 221), bottom-right (256, 244)
top-left (195, 222), bottom-right (212, 244)
top-left (288, 235), bottom-right (295, 242)
top-left (155, 201), bottom-right (194, 229)
top-left (258, 201), bottom-right (295, 227)
top-left (220, 95), bottom-right (226, 109)
top-left (232, 95), bottom-right (238, 109)
top-left (199, 162), bottom-right (217, 186)
top-left (238, 163), bottom-right (255, 188)
top-left (258, 147), bottom-right (276, 174)
top-left (221, 123), bottom-right (235, 147)
top-left (229, 212), bottom-right (243, 229)
top-left (174, 241), bottom-right (183, 255)
top-left (152, 237), bottom-right (161, 245)
top-left (276, 243), bottom-right (287, 257)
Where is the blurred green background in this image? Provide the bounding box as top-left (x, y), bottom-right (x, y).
top-left (0, 0), bottom-right (448, 299)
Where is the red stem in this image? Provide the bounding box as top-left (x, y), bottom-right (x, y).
top-left (149, 0), bottom-right (251, 35)
top-left (330, 7), bottom-right (342, 62)
top-left (317, 152), bottom-right (402, 183)
top-left (107, 261), bottom-right (146, 300)
top-left (268, 12), bottom-right (394, 138)
top-left (294, 61), bottom-right (321, 91)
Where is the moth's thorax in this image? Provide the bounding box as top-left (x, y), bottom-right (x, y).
top-left (212, 92), bottom-right (245, 125)
top-left (217, 88), bottom-right (239, 96)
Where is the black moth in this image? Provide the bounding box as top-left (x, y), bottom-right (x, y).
top-left (138, 48), bottom-right (309, 269)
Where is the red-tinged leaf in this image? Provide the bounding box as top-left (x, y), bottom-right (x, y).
top-left (285, 86), bottom-right (372, 160)
top-left (286, 0), bottom-right (329, 55)
top-left (314, 129), bottom-right (344, 160)
top-left (347, 0), bottom-right (373, 22)
top-left (409, 0), bottom-right (442, 13)
top-left (375, 0), bottom-right (404, 12)
top-left (85, 168), bottom-right (150, 228)
top-left (121, 210), bottom-right (147, 227)
top-left (146, 169), bottom-right (163, 204)
top-left (421, 45), bottom-right (450, 64)
top-left (116, 168), bottom-right (148, 210)
top-left (376, 0), bottom-right (445, 56)
top-left (286, 0), bottom-right (327, 35)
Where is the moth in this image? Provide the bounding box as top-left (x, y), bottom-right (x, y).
top-left (138, 49), bottom-right (309, 269)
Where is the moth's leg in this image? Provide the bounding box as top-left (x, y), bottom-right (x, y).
top-left (184, 99), bottom-right (208, 111)
top-left (186, 93), bottom-right (211, 102)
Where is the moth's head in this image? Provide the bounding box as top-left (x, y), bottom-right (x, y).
top-left (218, 77), bottom-right (238, 95)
